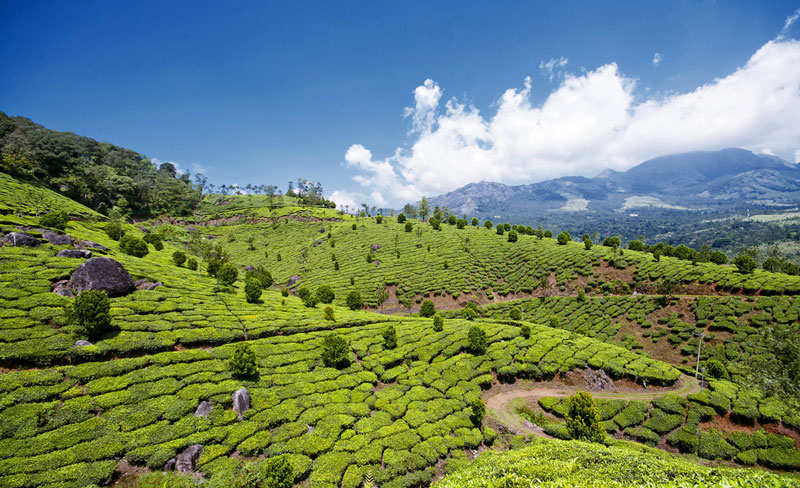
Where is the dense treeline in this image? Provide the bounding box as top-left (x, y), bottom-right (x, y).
top-left (0, 112), bottom-right (202, 217)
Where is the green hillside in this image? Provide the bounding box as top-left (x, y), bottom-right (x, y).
top-left (0, 178), bottom-right (799, 487)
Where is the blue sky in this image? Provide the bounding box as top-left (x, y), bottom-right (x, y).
top-left (2, 1), bottom-right (800, 208)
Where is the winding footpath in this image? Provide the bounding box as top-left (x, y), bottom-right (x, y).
top-left (485, 374), bottom-right (702, 436)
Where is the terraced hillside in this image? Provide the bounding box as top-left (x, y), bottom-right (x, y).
top-left (0, 180), bottom-right (799, 487)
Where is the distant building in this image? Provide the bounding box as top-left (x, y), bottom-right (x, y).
top-left (628, 213), bottom-right (639, 217)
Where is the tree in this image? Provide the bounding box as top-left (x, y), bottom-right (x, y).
top-left (448, 214), bottom-right (457, 225)
top-left (143, 233), bottom-right (163, 251)
top-left (39, 210), bottom-right (69, 230)
top-left (556, 230), bottom-right (571, 245)
top-left (467, 326), bottom-right (487, 354)
top-left (186, 257), bottom-right (198, 271)
top-left (104, 221), bottom-right (124, 241)
top-left (520, 324), bottom-right (531, 339)
top-left (507, 230), bottom-right (518, 242)
top-left (383, 325), bottom-right (397, 349)
top-left (584, 237), bottom-right (593, 250)
top-left (602, 236), bottom-right (620, 249)
top-left (470, 398), bottom-right (486, 427)
top-left (484, 220), bottom-right (493, 230)
top-left (321, 334), bottom-right (350, 368)
top-left (229, 343), bottom-right (258, 379)
top-left (429, 217), bottom-right (441, 230)
top-left (298, 287), bottom-right (317, 307)
top-left (733, 253), bottom-right (757, 274)
top-left (172, 250), bottom-right (187, 267)
top-left (244, 278), bottom-right (262, 303)
top-left (346, 290), bottom-right (363, 310)
top-left (628, 240), bottom-right (645, 251)
top-left (315, 285), bottom-right (335, 304)
top-left (433, 314), bottom-right (444, 331)
top-left (463, 302), bottom-right (479, 320)
top-left (418, 197), bottom-right (430, 221)
top-left (746, 322), bottom-right (800, 408)
top-left (66, 290), bottom-right (111, 340)
top-left (704, 359), bottom-right (729, 380)
top-left (245, 266), bottom-right (273, 288)
top-left (543, 230), bottom-right (552, 238)
top-left (375, 215), bottom-right (383, 224)
top-left (456, 218), bottom-right (466, 229)
top-left (219, 263), bottom-right (238, 286)
top-left (397, 213), bottom-right (406, 223)
top-left (509, 307), bottom-right (522, 321)
top-left (119, 234), bottom-right (149, 257)
top-left (420, 299), bottom-right (436, 317)
top-left (496, 225), bottom-right (504, 235)
top-left (324, 306), bottom-right (335, 321)
top-left (404, 221), bottom-right (413, 232)
top-left (471, 218), bottom-right (479, 226)
top-left (710, 251), bottom-right (728, 265)
top-left (566, 391), bottom-right (605, 443)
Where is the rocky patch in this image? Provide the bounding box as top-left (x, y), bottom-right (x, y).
top-left (233, 388), bottom-right (250, 420)
top-left (2, 232), bottom-right (41, 247)
top-left (65, 257), bottom-right (135, 297)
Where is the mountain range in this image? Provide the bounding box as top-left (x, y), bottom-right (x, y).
top-left (428, 148), bottom-right (800, 221)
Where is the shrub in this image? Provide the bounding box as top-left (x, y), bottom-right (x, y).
top-left (448, 215), bottom-right (457, 225)
top-left (471, 218), bottom-right (479, 226)
top-left (298, 287), bottom-right (318, 308)
top-left (704, 359), bottom-right (729, 380)
top-left (261, 455), bottom-right (294, 488)
top-left (733, 254), bottom-right (757, 274)
top-left (698, 429), bottom-right (737, 460)
top-left (142, 233), bottom-right (163, 251)
top-left (456, 218), bottom-right (466, 229)
top-left (433, 314), bottom-right (443, 331)
top-left (507, 231), bottom-right (518, 242)
top-left (509, 307), bottom-right (522, 321)
top-left (321, 334), bottom-right (350, 368)
top-left (229, 343), bottom-right (258, 379)
top-left (352, 223), bottom-right (357, 230)
top-left (429, 217), bottom-right (441, 230)
top-left (219, 263), bottom-right (238, 286)
top-left (404, 221), bottom-right (413, 232)
top-left (557, 231), bottom-right (571, 245)
top-left (397, 213), bottom-right (406, 223)
top-left (119, 234), bottom-right (149, 257)
top-left (602, 236), bottom-right (620, 249)
top-left (549, 315), bottom-right (560, 327)
top-left (420, 299), bottom-right (435, 317)
top-left (245, 266), bottom-right (273, 288)
top-left (172, 250), bottom-right (187, 267)
top-left (584, 238), bottom-right (593, 250)
top-left (470, 398), bottom-right (486, 427)
top-left (186, 257), bottom-right (198, 271)
top-left (346, 290), bottom-right (363, 310)
top-left (520, 324), bottom-right (531, 339)
top-left (710, 251), bottom-right (728, 265)
top-left (376, 215), bottom-right (383, 224)
top-left (467, 326), bottom-right (487, 355)
top-left (628, 240), bottom-right (645, 251)
top-left (244, 278), bottom-right (262, 303)
top-left (315, 285), bottom-right (335, 304)
top-left (496, 225), bottom-right (504, 235)
top-left (324, 306), bottom-right (335, 321)
top-left (566, 391), bottom-right (605, 443)
top-left (104, 221), bottom-right (124, 240)
top-left (544, 230), bottom-right (553, 238)
top-left (383, 325), bottom-right (397, 349)
top-left (66, 290), bottom-right (111, 340)
top-left (281, 288), bottom-right (289, 297)
top-left (39, 210), bottom-right (69, 230)
top-left (484, 220), bottom-right (493, 229)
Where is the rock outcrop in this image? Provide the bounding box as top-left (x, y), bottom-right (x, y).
top-left (233, 388), bottom-right (251, 420)
top-left (164, 444), bottom-right (204, 473)
top-left (66, 257), bottom-right (135, 297)
top-left (194, 400), bottom-right (213, 418)
top-left (41, 230), bottom-right (72, 245)
top-left (74, 239), bottom-right (108, 251)
top-left (56, 249), bottom-right (91, 259)
top-left (583, 368), bottom-right (615, 391)
top-left (2, 232), bottom-right (41, 247)
top-left (287, 275), bottom-right (301, 287)
top-left (73, 340), bottom-right (93, 347)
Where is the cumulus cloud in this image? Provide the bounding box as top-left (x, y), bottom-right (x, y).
top-left (340, 36), bottom-right (800, 207)
top-left (539, 57), bottom-right (569, 81)
top-left (779, 8), bottom-right (800, 40)
top-left (652, 52), bottom-right (662, 66)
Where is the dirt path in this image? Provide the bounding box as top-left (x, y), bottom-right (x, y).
top-left (485, 374), bottom-right (701, 436)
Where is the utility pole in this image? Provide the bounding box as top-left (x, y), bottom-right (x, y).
top-left (694, 332), bottom-right (706, 378)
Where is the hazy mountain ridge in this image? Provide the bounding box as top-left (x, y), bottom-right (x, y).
top-left (429, 148), bottom-right (800, 219)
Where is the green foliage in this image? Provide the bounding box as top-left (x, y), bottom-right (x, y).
top-left (323, 306), bottom-right (335, 321)
top-left (39, 210), bottom-right (69, 230)
top-left (544, 230), bottom-right (553, 238)
top-left (321, 334), bottom-right (350, 368)
top-left (602, 236), bottom-right (620, 249)
top-left (584, 237), bottom-right (592, 250)
top-left (65, 290), bottom-right (111, 340)
top-left (119, 234), bottom-right (149, 257)
top-left (496, 225), bottom-right (504, 235)
top-left (142, 233), bottom-right (163, 251)
top-left (298, 287), bottom-right (318, 308)
top-left (520, 324), bottom-right (531, 339)
top-left (429, 217), bottom-right (441, 231)
top-left (219, 263), bottom-right (239, 286)
top-left (433, 314), bottom-right (444, 331)
top-left (710, 251), bottom-right (728, 265)
top-left (420, 299), bottom-right (436, 317)
top-left (467, 326), bottom-right (487, 355)
top-left (383, 325), bottom-right (397, 349)
top-left (245, 266), bottom-right (273, 288)
top-left (375, 215), bottom-right (383, 224)
top-left (172, 250), bottom-right (187, 267)
top-left (315, 285), bottom-right (335, 304)
top-left (346, 290), bottom-right (363, 310)
top-left (484, 220), bottom-right (492, 229)
top-left (733, 253), bottom-right (757, 274)
top-left (186, 257), bottom-right (198, 271)
top-left (566, 392), bottom-right (605, 443)
top-left (507, 230), bottom-right (518, 242)
top-left (229, 343), bottom-right (258, 379)
top-left (557, 231), bottom-right (571, 245)
top-left (628, 240), bottom-right (645, 251)
top-left (397, 213), bottom-right (406, 223)
top-left (244, 278), bottom-right (262, 303)
top-left (404, 221), bottom-right (413, 232)
top-left (509, 307), bottom-right (521, 321)
top-left (704, 359), bottom-right (729, 380)
top-left (471, 218), bottom-right (479, 226)
top-left (469, 398), bottom-right (486, 427)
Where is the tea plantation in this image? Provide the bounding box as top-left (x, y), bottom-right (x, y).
top-left (0, 180), bottom-right (799, 487)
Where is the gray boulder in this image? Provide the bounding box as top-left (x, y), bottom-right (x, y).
top-left (164, 444), bottom-right (204, 473)
top-left (3, 232), bottom-right (41, 247)
top-left (245, 265), bottom-right (255, 271)
top-left (42, 231), bottom-right (72, 246)
top-left (52, 280), bottom-right (72, 297)
top-left (66, 257), bottom-right (135, 297)
top-left (319, 227), bottom-right (326, 233)
top-left (75, 239), bottom-right (109, 251)
top-left (56, 249), bottom-right (91, 259)
top-left (194, 400), bottom-right (213, 418)
top-left (371, 243), bottom-right (381, 251)
top-left (233, 388), bottom-right (251, 420)
top-left (73, 340), bottom-right (93, 347)
top-left (287, 275), bottom-right (301, 287)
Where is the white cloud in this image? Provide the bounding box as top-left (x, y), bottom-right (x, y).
top-left (340, 37), bottom-right (800, 207)
top-left (779, 8), bottom-right (800, 40)
top-left (539, 57), bottom-right (569, 81)
top-left (329, 190), bottom-right (360, 212)
top-left (794, 149), bottom-right (800, 163)
top-left (652, 52), bottom-right (662, 66)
